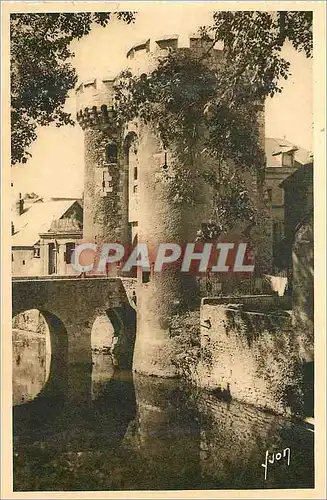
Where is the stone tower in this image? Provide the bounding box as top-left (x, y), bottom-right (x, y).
top-left (76, 77), bottom-right (129, 248)
top-left (76, 35), bottom-right (272, 376)
top-left (123, 35), bottom-right (271, 376)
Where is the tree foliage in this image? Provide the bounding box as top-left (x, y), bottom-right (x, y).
top-left (114, 11), bottom-right (312, 236)
top-left (200, 11), bottom-right (312, 99)
top-left (114, 51), bottom-right (263, 234)
top-left (11, 12), bottom-right (135, 164)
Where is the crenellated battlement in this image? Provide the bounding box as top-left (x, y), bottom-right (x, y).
top-left (126, 34), bottom-right (223, 59)
top-left (126, 34), bottom-right (224, 75)
top-left (75, 76), bottom-right (118, 125)
top-left (75, 34), bottom-right (224, 117)
top-left (76, 104), bottom-right (120, 132)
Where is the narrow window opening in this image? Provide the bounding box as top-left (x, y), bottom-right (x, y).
top-left (33, 246), bottom-right (40, 258)
top-left (102, 170), bottom-right (113, 195)
top-left (65, 242), bottom-right (75, 264)
top-left (106, 143), bottom-right (118, 164)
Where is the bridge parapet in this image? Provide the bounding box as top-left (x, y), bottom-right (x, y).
top-left (12, 277), bottom-right (128, 318)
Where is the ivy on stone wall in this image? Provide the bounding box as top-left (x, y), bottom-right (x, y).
top-left (84, 128), bottom-right (124, 239)
top-left (113, 11), bottom-right (312, 238)
top-left (114, 51), bottom-right (264, 238)
top-left (170, 311), bottom-right (213, 384)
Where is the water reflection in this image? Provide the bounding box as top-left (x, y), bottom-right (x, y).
top-left (13, 334), bottom-right (314, 491)
top-left (13, 328), bottom-right (51, 406)
top-left (196, 391), bottom-right (314, 489)
top-left (91, 352), bottom-right (115, 400)
top-left (122, 375), bottom-right (201, 490)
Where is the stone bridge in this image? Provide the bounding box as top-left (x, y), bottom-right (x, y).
top-left (12, 277), bottom-right (136, 407)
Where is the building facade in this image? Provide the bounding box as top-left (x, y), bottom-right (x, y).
top-left (11, 196), bottom-right (83, 277)
top-left (265, 138), bottom-right (312, 268)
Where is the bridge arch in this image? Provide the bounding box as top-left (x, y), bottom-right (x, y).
top-left (12, 308), bottom-right (68, 405)
top-left (90, 304), bottom-right (136, 371)
top-left (38, 310), bottom-right (68, 400)
top-left (12, 277), bottom-right (136, 415)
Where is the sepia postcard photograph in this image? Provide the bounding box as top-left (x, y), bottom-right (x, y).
top-left (1, 1), bottom-right (326, 498)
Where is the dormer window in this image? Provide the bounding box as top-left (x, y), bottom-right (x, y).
top-left (282, 152), bottom-right (294, 167)
top-left (272, 144), bottom-right (297, 167)
top-left (106, 143), bottom-right (118, 164)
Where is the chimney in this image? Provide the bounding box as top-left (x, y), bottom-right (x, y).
top-left (15, 193), bottom-right (24, 215)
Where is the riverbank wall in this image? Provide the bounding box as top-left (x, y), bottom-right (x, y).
top-left (196, 296), bottom-right (313, 417)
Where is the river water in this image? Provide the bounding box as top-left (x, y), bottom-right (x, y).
top-left (13, 331), bottom-right (314, 491)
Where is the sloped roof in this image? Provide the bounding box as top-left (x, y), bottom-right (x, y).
top-left (155, 34), bottom-right (179, 42)
top-left (12, 199), bottom-right (81, 247)
top-left (265, 137), bottom-right (312, 167)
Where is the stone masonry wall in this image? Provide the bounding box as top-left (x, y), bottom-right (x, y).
top-left (133, 123), bottom-right (210, 377)
top-left (198, 301), bottom-right (308, 416)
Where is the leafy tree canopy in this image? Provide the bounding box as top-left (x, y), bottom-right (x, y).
top-left (114, 11), bottom-right (312, 236)
top-left (11, 12), bottom-right (135, 164)
top-left (114, 51), bottom-right (261, 235)
top-left (199, 11), bottom-right (312, 99)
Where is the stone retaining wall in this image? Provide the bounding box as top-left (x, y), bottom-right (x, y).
top-left (198, 298), bottom-right (310, 416)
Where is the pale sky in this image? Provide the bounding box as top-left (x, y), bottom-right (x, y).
top-left (11, 7), bottom-right (313, 199)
